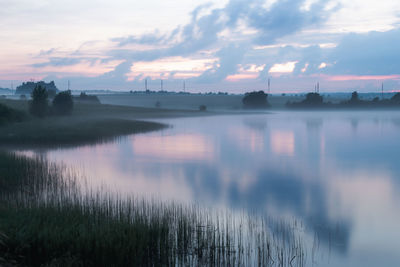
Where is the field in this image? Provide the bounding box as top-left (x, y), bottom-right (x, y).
top-left (98, 92), bottom-right (355, 110)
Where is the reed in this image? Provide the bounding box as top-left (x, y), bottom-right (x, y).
top-left (0, 152), bottom-right (306, 266)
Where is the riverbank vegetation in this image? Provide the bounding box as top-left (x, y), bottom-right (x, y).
top-left (0, 152), bottom-right (307, 266)
top-left (0, 97), bottom-right (206, 147)
top-left (242, 91), bottom-right (270, 109)
top-left (0, 103), bottom-right (25, 126)
top-left (287, 91), bottom-right (400, 109)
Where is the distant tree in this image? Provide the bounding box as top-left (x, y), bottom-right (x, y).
top-left (242, 91), bottom-right (270, 108)
top-left (29, 85), bottom-right (48, 117)
top-left (47, 88), bottom-right (57, 98)
top-left (199, 105), bottom-right (207, 111)
top-left (391, 92), bottom-right (400, 103)
top-left (19, 94), bottom-right (26, 100)
top-left (303, 92), bottom-right (323, 104)
top-left (53, 90), bottom-right (73, 115)
top-left (78, 92), bottom-right (100, 103)
top-left (0, 103), bottom-right (25, 125)
top-left (286, 92), bottom-right (324, 108)
top-left (350, 91), bottom-right (359, 102)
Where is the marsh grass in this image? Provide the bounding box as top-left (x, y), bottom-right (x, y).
top-left (0, 152), bottom-right (307, 266)
top-left (0, 118), bottom-right (166, 147)
top-left (0, 99), bottom-right (207, 148)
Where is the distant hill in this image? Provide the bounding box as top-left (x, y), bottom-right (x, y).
top-left (15, 81), bottom-right (59, 95)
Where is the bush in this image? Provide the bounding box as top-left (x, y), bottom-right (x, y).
top-left (29, 85), bottom-right (48, 117)
top-left (199, 105), bottom-right (207, 111)
top-left (53, 90), bottom-right (73, 115)
top-left (76, 92), bottom-right (100, 103)
top-left (0, 103), bottom-right (25, 125)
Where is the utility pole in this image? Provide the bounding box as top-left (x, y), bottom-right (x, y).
top-left (68, 80), bottom-right (70, 91)
top-left (161, 79), bottom-right (163, 91)
top-left (268, 78), bottom-right (271, 94)
top-left (317, 82), bottom-right (320, 93)
top-left (381, 82), bottom-right (384, 99)
top-left (183, 80), bottom-right (186, 92)
top-left (145, 79), bottom-right (148, 91)
top-left (11, 82), bottom-right (13, 90)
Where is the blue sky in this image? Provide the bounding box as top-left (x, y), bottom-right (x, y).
top-left (1, 0), bottom-right (400, 93)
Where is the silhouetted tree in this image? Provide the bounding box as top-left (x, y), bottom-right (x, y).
top-left (286, 92), bottom-right (325, 108)
top-left (242, 91), bottom-right (270, 108)
top-left (47, 89), bottom-right (57, 98)
top-left (199, 105), bottom-right (207, 111)
top-left (29, 85), bottom-right (48, 117)
top-left (0, 103), bottom-right (24, 125)
top-left (78, 92), bottom-right (100, 103)
top-left (391, 92), bottom-right (400, 103)
top-left (350, 91), bottom-right (359, 102)
top-left (304, 92), bottom-right (323, 104)
top-left (53, 90), bottom-right (73, 115)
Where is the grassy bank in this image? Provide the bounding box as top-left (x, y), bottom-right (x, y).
top-left (0, 118), bottom-right (165, 147)
top-left (0, 152), bottom-right (306, 266)
top-left (0, 99), bottom-right (201, 147)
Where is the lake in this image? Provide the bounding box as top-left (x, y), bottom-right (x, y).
top-left (20, 111), bottom-right (400, 266)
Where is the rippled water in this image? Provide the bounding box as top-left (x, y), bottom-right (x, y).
top-left (21, 111), bottom-right (400, 266)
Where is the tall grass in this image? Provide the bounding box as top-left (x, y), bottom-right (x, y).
top-left (0, 152), bottom-right (307, 266)
top-left (0, 118), bottom-right (166, 148)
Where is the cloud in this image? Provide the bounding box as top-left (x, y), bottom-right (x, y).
top-left (32, 57), bottom-right (88, 67)
top-left (324, 28), bottom-right (400, 75)
top-left (111, 31), bottom-right (169, 46)
top-left (194, 43), bottom-right (248, 83)
top-left (287, 28), bottom-right (400, 77)
top-left (244, 0), bottom-right (338, 45)
top-left (37, 48), bottom-right (57, 57)
top-left (37, 0), bottom-right (338, 90)
top-left (105, 0), bottom-right (336, 82)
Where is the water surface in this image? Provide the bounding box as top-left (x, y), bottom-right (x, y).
top-left (21, 111), bottom-right (400, 266)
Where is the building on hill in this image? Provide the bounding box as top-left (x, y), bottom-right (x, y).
top-left (15, 81), bottom-right (59, 95)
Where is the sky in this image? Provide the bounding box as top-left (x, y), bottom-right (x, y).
top-left (1, 0), bottom-right (400, 93)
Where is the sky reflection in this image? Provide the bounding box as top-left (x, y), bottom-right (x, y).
top-left (21, 111), bottom-right (400, 266)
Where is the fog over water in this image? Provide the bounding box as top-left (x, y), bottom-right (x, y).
top-left (20, 111), bottom-right (400, 266)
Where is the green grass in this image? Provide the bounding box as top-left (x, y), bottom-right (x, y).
top-left (0, 152), bottom-right (306, 266)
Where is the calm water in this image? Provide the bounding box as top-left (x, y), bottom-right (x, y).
top-left (21, 111), bottom-right (400, 266)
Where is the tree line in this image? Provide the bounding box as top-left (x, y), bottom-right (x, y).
top-left (30, 85), bottom-right (73, 117)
